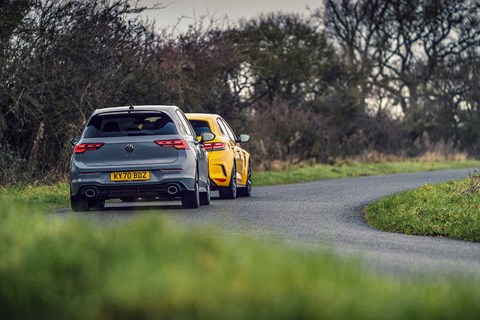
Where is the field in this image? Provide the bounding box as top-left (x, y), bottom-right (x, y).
top-left (254, 160), bottom-right (480, 186)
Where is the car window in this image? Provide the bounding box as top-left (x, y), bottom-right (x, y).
top-left (189, 120), bottom-right (212, 136)
top-left (220, 118), bottom-right (238, 142)
top-left (216, 118), bottom-right (230, 139)
top-left (174, 116), bottom-right (187, 135)
top-left (175, 110), bottom-right (195, 137)
top-left (83, 112), bottom-right (177, 138)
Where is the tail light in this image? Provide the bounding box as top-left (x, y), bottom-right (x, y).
top-left (155, 140), bottom-right (190, 150)
top-left (74, 143), bottom-right (104, 154)
top-left (203, 142), bottom-right (225, 151)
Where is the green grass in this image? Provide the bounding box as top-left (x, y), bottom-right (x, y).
top-left (366, 177), bottom-right (480, 242)
top-left (2, 162), bottom-right (480, 317)
top-left (1, 201), bottom-right (480, 319)
top-left (1, 160), bottom-right (479, 211)
top-left (0, 183), bottom-right (69, 209)
top-left (254, 160), bottom-right (480, 186)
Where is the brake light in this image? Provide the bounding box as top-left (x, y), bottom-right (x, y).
top-left (203, 142), bottom-right (225, 151)
top-left (74, 143), bottom-right (104, 154)
top-left (155, 140), bottom-right (190, 150)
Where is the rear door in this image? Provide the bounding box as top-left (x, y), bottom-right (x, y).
top-left (217, 118), bottom-right (245, 183)
top-left (79, 111), bottom-right (181, 167)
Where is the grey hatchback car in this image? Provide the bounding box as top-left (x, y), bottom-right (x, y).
top-left (70, 105), bottom-right (214, 211)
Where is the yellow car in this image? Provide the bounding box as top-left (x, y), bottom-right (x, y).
top-left (186, 113), bottom-right (251, 199)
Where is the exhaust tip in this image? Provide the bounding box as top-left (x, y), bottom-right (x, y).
top-left (166, 185), bottom-right (179, 195)
top-left (84, 188), bottom-right (97, 198)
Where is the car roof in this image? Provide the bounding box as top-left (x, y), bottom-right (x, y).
top-left (93, 105), bottom-right (179, 116)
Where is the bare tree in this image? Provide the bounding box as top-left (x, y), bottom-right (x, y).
top-left (0, 0), bottom-right (165, 183)
top-left (320, 0), bottom-right (480, 146)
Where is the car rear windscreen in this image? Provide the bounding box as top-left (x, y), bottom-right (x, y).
top-left (189, 120), bottom-right (212, 136)
top-left (83, 112), bottom-right (178, 138)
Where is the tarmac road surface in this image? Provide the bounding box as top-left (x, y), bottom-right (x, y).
top-left (56, 169), bottom-right (480, 277)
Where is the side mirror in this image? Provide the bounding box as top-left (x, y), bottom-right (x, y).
top-left (238, 134), bottom-right (250, 143)
top-left (200, 132), bottom-right (215, 143)
top-left (70, 137), bottom-right (80, 146)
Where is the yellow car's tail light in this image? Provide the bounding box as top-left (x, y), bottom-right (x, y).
top-left (204, 142), bottom-right (225, 151)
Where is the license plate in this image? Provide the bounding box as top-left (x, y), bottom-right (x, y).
top-left (110, 171), bottom-right (150, 182)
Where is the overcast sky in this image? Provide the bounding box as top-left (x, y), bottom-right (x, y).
top-left (137, 0), bottom-right (321, 31)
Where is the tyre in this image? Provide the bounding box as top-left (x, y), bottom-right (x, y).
top-left (182, 173), bottom-right (200, 209)
top-left (238, 163), bottom-right (252, 197)
top-left (89, 199), bottom-right (105, 210)
top-left (219, 164), bottom-right (237, 199)
top-left (71, 195), bottom-right (89, 212)
top-left (200, 181), bottom-right (211, 205)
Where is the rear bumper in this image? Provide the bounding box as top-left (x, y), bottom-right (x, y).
top-left (72, 181), bottom-right (190, 200)
top-left (207, 151), bottom-right (233, 187)
top-left (70, 161), bottom-right (197, 199)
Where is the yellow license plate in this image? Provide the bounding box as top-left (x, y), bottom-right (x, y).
top-left (110, 171), bottom-right (150, 182)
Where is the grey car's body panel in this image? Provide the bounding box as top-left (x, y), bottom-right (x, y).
top-left (80, 135), bottom-right (180, 167)
top-left (70, 105), bottom-right (209, 200)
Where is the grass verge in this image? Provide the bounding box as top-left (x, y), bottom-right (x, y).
top-left (254, 160), bottom-right (480, 186)
top-left (0, 183), bottom-right (69, 209)
top-left (1, 201), bottom-right (480, 319)
top-left (2, 162), bottom-right (480, 317)
top-left (2, 160), bottom-right (479, 211)
top-left (366, 176), bottom-right (480, 242)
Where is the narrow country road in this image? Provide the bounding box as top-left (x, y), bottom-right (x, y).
top-left (56, 169), bottom-right (480, 277)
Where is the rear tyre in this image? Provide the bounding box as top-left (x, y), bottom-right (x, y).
top-left (89, 199), bottom-right (105, 210)
top-left (200, 181), bottom-right (211, 205)
top-left (238, 163), bottom-right (252, 197)
top-left (71, 195), bottom-right (89, 212)
top-left (219, 164), bottom-right (237, 199)
top-left (182, 174), bottom-right (200, 209)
